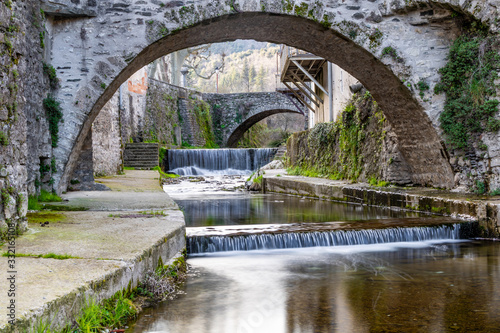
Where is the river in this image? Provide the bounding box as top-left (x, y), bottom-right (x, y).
top-left (127, 150), bottom-right (500, 333)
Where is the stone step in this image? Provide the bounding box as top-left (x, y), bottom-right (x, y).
top-left (124, 163), bottom-right (158, 168)
top-left (123, 154), bottom-right (159, 159)
top-left (125, 143), bottom-right (159, 148)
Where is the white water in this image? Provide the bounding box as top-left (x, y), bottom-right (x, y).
top-left (187, 223), bottom-right (466, 254)
top-left (167, 148), bottom-right (277, 175)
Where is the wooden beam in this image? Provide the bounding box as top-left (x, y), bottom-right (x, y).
top-left (289, 72), bottom-right (324, 104)
top-left (292, 60), bottom-right (329, 96)
top-left (283, 82), bottom-right (316, 113)
top-left (287, 79), bottom-right (321, 108)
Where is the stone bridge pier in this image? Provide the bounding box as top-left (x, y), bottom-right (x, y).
top-left (40, 0), bottom-right (500, 192)
top-left (203, 92), bottom-right (304, 147)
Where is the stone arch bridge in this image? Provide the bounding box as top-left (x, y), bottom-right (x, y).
top-left (42, 0), bottom-right (499, 192)
top-left (203, 92), bottom-right (304, 147)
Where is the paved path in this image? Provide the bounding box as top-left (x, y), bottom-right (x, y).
top-left (0, 170), bottom-right (185, 332)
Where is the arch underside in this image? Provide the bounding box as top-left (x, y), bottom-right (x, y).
top-left (226, 109), bottom-right (302, 148)
top-left (62, 11), bottom-right (454, 190)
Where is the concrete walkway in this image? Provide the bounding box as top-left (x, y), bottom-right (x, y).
top-left (0, 170), bottom-right (185, 332)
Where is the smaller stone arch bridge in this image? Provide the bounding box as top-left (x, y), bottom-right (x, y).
top-left (203, 92), bottom-right (305, 147)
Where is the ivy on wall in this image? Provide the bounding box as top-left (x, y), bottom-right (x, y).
top-left (287, 92), bottom-right (386, 182)
top-left (43, 95), bottom-right (63, 148)
top-left (436, 31), bottom-right (500, 152)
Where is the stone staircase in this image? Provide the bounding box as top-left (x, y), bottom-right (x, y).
top-left (123, 143), bottom-right (159, 169)
top-left (274, 145), bottom-right (287, 160)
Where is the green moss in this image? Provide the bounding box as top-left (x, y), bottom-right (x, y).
top-left (320, 14), bottom-right (332, 29)
top-left (28, 195), bottom-right (42, 210)
top-left (2, 252), bottom-right (80, 259)
top-left (283, 0), bottom-right (294, 12)
top-left (192, 100), bottom-right (218, 148)
top-left (27, 211), bottom-right (66, 224)
top-left (0, 131), bottom-right (9, 146)
top-left (153, 165), bottom-right (179, 179)
top-left (43, 62), bottom-right (58, 89)
top-left (436, 34), bottom-right (500, 151)
top-left (368, 177), bottom-right (389, 187)
top-left (286, 93), bottom-right (386, 182)
top-left (369, 29), bottom-right (383, 50)
top-left (381, 46), bottom-right (403, 63)
top-left (294, 2), bottom-right (309, 17)
top-left (38, 189), bottom-right (62, 202)
top-left (124, 166), bottom-right (135, 170)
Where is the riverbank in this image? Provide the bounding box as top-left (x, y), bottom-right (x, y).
top-left (263, 169), bottom-right (500, 238)
top-left (0, 170), bottom-right (185, 332)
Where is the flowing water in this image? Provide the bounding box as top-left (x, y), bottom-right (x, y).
top-left (127, 150), bottom-right (500, 332)
top-left (166, 148), bottom-right (277, 175)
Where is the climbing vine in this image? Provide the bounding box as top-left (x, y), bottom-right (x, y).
top-left (43, 95), bottom-right (63, 148)
top-left (287, 92), bottom-right (385, 182)
top-left (436, 32), bottom-right (500, 151)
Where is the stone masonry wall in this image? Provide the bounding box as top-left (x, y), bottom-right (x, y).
top-left (0, 1), bottom-right (52, 238)
top-left (144, 79), bottom-right (182, 146)
top-left (203, 92), bottom-right (303, 147)
top-left (91, 69), bottom-right (147, 177)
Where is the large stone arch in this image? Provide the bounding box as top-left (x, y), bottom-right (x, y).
top-left (48, 0), bottom-right (499, 192)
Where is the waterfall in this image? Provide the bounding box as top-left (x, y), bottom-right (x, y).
top-left (187, 223), bottom-right (473, 254)
top-left (167, 148), bottom-right (277, 175)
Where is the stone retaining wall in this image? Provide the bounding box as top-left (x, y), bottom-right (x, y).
top-left (264, 176), bottom-right (500, 238)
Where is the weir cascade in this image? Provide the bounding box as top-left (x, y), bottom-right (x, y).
top-left (166, 148), bottom-right (277, 176)
top-left (187, 223), bottom-right (476, 254)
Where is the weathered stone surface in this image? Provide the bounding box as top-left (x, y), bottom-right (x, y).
top-left (44, 0), bottom-right (487, 191)
top-left (204, 92), bottom-right (303, 147)
top-left (263, 171), bottom-right (499, 237)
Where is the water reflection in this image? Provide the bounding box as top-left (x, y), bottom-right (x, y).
top-left (128, 241), bottom-right (500, 333)
top-left (176, 194), bottom-right (423, 227)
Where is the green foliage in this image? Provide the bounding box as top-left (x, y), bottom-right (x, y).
top-left (51, 157), bottom-right (57, 173)
top-left (286, 93), bottom-right (386, 182)
top-left (254, 175), bottom-right (263, 185)
top-left (381, 46), bottom-right (403, 63)
top-left (159, 146), bottom-right (167, 163)
top-left (28, 195), bottom-right (42, 210)
top-left (100, 83), bottom-right (106, 89)
top-left (123, 166), bottom-right (135, 170)
top-left (38, 189), bottom-right (62, 202)
top-left (416, 80), bottom-right (429, 98)
top-left (43, 95), bottom-right (63, 148)
top-left (474, 180), bottom-right (487, 195)
top-left (437, 34), bottom-right (500, 151)
top-left (0, 131), bottom-right (9, 146)
top-left (153, 165), bottom-right (179, 179)
top-left (43, 62), bottom-right (59, 89)
top-left (368, 177), bottom-right (389, 187)
top-left (490, 188), bottom-right (500, 196)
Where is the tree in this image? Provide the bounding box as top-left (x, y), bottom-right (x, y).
top-left (255, 66), bottom-right (266, 91)
top-left (183, 45), bottom-right (226, 80)
top-left (241, 60), bottom-right (256, 92)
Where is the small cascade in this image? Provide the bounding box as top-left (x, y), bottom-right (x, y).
top-left (167, 148), bottom-right (277, 176)
top-left (187, 223), bottom-right (471, 254)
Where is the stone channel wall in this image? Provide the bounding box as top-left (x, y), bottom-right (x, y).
top-left (264, 176), bottom-right (499, 238)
